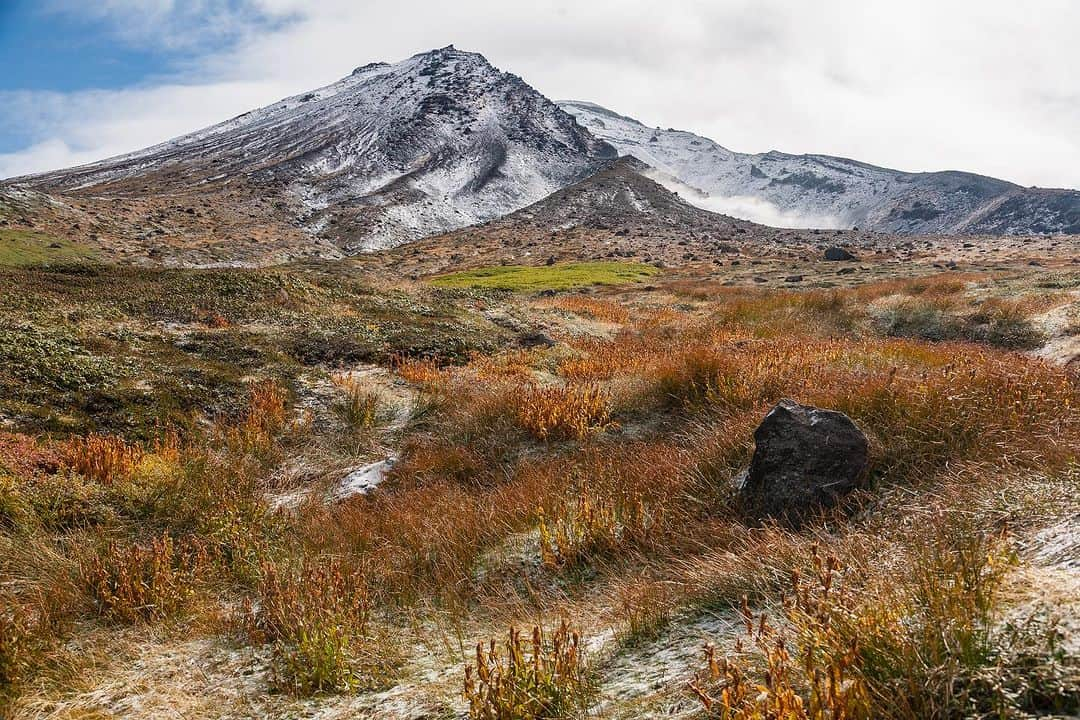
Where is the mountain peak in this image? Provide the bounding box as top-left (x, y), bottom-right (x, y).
top-left (10, 46), bottom-right (615, 257)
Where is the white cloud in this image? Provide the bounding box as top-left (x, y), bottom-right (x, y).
top-left (642, 168), bottom-right (844, 229)
top-left (4, 0), bottom-right (1080, 189)
top-left (693, 195), bottom-right (844, 231)
top-left (0, 81), bottom-right (290, 179)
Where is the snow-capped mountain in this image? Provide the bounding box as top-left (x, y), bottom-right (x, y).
top-left (560, 101), bottom-right (1080, 236)
top-left (6, 46), bottom-right (1077, 267)
top-left (13, 47), bottom-right (615, 251)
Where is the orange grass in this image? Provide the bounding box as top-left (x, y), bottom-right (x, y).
top-left (543, 295), bottom-right (631, 324)
top-left (83, 532), bottom-right (207, 623)
top-left (516, 383), bottom-right (614, 441)
top-left (62, 434), bottom-right (143, 485)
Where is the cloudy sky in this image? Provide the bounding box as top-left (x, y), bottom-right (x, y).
top-left (1, 0), bottom-right (1078, 187)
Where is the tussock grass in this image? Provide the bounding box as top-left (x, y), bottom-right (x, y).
top-left (516, 383), bottom-right (614, 441)
top-left (62, 434), bottom-right (143, 485)
top-left (465, 621), bottom-right (593, 719)
top-left (330, 373), bottom-right (383, 431)
top-left (84, 533), bottom-right (207, 623)
top-left (1, 269), bottom-right (1077, 716)
top-left (245, 557), bottom-right (396, 695)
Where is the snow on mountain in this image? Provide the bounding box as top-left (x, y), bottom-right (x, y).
top-left (560, 101), bottom-right (1080, 236)
top-left (7, 48), bottom-right (1076, 262)
top-left (14, 47), bottom-right (616, 251)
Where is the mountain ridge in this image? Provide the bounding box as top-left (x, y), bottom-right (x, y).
top-left (560, 100), bottom-right (1080, 235)
top-left (2, 47), bottom-right (1078, 270)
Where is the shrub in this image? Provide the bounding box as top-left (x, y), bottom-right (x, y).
top-left (465, 621), bottom-right (593, 719)
top-left (0, 433), bottom-right (60, 477)
top-left (23, 471), bottom-right (118, 530)
top-left (874, 299), bottom-right (1045, 350)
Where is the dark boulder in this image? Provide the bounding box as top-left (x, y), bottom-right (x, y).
top-left (738, 399), bottom-right (868, 523)
top-left (824, 247), bottom-right (856, 261)
top-left (518, 331), bottom-right (556, 348)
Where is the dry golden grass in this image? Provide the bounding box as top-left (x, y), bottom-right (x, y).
top-left (223, 379), bottom-right (288, 456)
top-left (690, 518), bottom-right (1018, 720)
top-left (330, 373), bottom-right (382, 430)
top-left (84, 533), bottom-right (207, 623)
top-left (515, 383), bottom-right (614, 441)
top-left (392, 353), bottom-right (442, 385)
top-left (244, 557), bottom-right (394, 695)
top-left (538, 490), bottom-right (659, 569)
top-left (1, 270), bottom-right (1077, 717)
top-left (542, 295), bottom-right (631, 324)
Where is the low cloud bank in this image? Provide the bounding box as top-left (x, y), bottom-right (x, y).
top-left (691, 194), bottom-right (846, 230)
top-left (643, 168), bottom-right (846, 230)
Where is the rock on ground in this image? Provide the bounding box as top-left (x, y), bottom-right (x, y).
top-left (738, 399), bottom-right (868, 523)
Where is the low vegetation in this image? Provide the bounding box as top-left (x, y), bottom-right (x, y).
top-left (0, 260), bottom-right (1076, 717)
top-left (465, 622), bottom-right (594, 719)
top-left (429, 261), bottom-right (659, 291)
top-left (0, 229), bottom-right (98, 266)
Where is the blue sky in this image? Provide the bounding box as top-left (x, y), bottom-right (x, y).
top-left (0, 1), bottom-right (182, 152)
top-left (1, 1), bottom-right (1078, 188)
top-left (1, 2), bottom-right (172, 93)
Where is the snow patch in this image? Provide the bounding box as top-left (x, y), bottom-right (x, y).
top-left (334, 457), bottom-right (397, 501)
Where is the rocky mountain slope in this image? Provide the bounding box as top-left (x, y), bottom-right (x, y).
top-left (3, 47), bottom-right (1077, 269)
top-left (561, 101), bottom-right (1080, 236)
top-left (4, 47), bottom-right (615, 257)
top-left (369, 156), bottom-right (837, 276)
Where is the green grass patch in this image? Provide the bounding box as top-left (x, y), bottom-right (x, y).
top-left (0, 230), bottom-right (98, 266)
top-left (429, 262), bottom-right (660, 291)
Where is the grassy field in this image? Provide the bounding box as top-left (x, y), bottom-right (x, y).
top-left (0, 229), bottom-right (98, 266)
top-left (429, 261), bottom-right (660, 290)
top-left (0, 261), bottom-right (1077, 718)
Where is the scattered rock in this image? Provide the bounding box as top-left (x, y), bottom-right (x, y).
top-left (738, 399), bottom-right (868, 524)
top-left (784, 275), bottom-right (804, 283)
top-left (518, 331), bottom-right (556, 348)
top-left (824, 247), bottom-right (856, 261)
